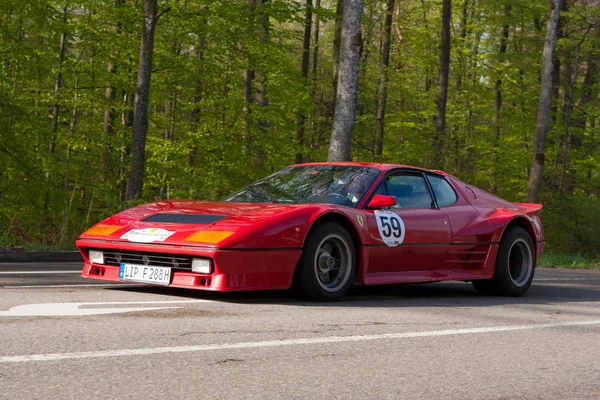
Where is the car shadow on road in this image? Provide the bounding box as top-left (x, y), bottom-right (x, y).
top-left (107, 279), bottom-right (600, 308)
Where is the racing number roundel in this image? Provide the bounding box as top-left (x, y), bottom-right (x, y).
top-left (374, 210), bottom-right (405, 247)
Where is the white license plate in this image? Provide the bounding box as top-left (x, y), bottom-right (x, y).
top-left (118, 263), bottom-right (171, 285)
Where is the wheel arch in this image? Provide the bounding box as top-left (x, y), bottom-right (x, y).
top-left (303, 212), bottom-right (362, 253)
top-left (293, 212), bottom-right (363, 282)
top-left (502, 217), bottom-right (538, 259)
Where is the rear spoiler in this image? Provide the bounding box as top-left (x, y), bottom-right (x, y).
top-left (513, 203), bottom-right (543, 215)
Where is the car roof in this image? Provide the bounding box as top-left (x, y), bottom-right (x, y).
top-left (291, 161), bottom-right (448, 175)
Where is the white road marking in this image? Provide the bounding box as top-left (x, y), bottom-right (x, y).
top-left (534, 278), bottom-right (592, 281)
top-left (0, 300), bottom-right (214, 317)
top-left (2, 284), bottom-right (127, 289)
top-left (0, 270), bottom-right (80, 275)
top-left (1, 319), bottom-right (598, 363)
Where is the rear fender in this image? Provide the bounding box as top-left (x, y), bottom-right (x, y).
top-left (498, 212), bottom-right (544, 259)
top-left (510, 203), bottom-right (544, 244)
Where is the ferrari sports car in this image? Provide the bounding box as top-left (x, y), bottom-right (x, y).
top-left (77, 162), bottom-right (544, 301)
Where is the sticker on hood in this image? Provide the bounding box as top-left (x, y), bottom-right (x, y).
top-left (121, 228), bottom-right (175, 243)
top-left (374, 210), bottom-right (405, 247)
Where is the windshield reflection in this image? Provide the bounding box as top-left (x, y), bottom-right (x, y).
top-left (224, 166), bottom-right (381, 207)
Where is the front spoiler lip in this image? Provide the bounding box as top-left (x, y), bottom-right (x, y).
top-left (81, 263), bottom-right (220, 291)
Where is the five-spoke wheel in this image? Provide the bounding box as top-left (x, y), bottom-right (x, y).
top-left (313, 233), bottom-right (353, 293)
top-left (297, 222), bottom-right (355, 301)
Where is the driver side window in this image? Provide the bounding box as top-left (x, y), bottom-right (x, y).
top-left (382, 173), bottom-right (434, 209)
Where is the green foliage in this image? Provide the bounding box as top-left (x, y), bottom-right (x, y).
top-left (0, 0), bottom-right (599, 257)
top-left (542, 194), bottom-right (600, 256)
top-left (539, 253), bottom-right (600, 270)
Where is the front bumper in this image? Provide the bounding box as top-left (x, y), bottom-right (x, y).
top-left (77, 240), bottom-right (302, 291)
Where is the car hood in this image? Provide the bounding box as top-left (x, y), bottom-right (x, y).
top-left (79, 200), bottom-right (315, 248)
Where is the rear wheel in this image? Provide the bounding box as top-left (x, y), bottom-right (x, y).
top-left (472, 226), bottom-right (535, 297)
top-left (297, 222), bottom-right (356, 301)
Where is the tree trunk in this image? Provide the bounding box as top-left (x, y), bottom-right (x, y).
top-left (254, 0), bottom-right (269, 117)
top-left (296, 0), bottom-right (312, 164)
top-left (188, 35), bottom-right (204, 170)
top-left (491, 5), bottom-right (511, 193)
top-left (332, 0), bottom-right (344, 98)
top-left (100, 60), bottom-right (116, 184)
top-left (374, 0), bottom-right (395, 157)
top-left (126, 0), bottom-right (158, 201)
top-left (561, 28), bottom-right (599, 195)
top-left (300, 0), bottom-right (312, 81)
top-left (243, 0), bottom-right (257, 117)
top-left (526, 0), bottom-right (562, 203)
top-left (50, 28), bottom-right (67, 154)
top-left (100, 0), bottom-right (124, 184)
top-left (64, 50), bottom-right (84, 190)
top-left (50, 7), bottom-right (68, 156)
top-left (103, 61), bottom-right (117, 137)
top-left (420, 0), bottom-right (432, 91)
top-left (572, 28), bottom-right (599, 141)
top-left (103, 0), bottom-right (123, 137)
top-left (190, 31), bottom-right (205, 122)
top-left (559, 44), bottom-right (579, 196)
top-left (312, 0), bottom-right (321, 79)
top-left (433, 0), bottom-right (451, 169)
top-left (550, 0), bottom-right (568, 123)
top-left (254, 0), bottom-right (269, 167)
top-left (243, 69), bottom-right (254, 109)
top-left (43, 6), bottom-right (68, 232)
top-left (328, 0), bottom-right (364, 161)
top-left (456, 0), bottom-right (469, 88)
top-left (308, 0), bottom-right (322, 162)
top-left (120, 92), bottom-right (134, 207)
top-left (243, 0), bottom-right (255, 114)
top-left (61, 49), bottom-right (84, 243)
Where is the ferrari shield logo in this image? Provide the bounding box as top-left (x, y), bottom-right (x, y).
top-left (356, 215), bottom-right (364, 227)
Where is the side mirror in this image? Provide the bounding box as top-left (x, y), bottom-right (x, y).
top-left (367, 194), bottom-right (397, 209)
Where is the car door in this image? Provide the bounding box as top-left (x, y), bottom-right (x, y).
top-left (426, 173), bottom-right (493, 271)
top-left (364, 170), bottom-right (452, 273)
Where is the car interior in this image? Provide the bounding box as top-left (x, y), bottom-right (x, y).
top-left (385, 174), bottom-right (434, 209)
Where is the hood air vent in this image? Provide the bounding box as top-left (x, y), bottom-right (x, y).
top-left (143, 214), bottom-right (227, 224)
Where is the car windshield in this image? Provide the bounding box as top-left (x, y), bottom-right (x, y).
top-left (224, 165), bottom-right (381, 207)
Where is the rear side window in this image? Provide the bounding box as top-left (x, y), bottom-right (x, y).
top-left (427, 175), bottom-right (458, 207)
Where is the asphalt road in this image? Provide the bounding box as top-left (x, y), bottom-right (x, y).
top-left (1, 263), bottom-right (599, 400)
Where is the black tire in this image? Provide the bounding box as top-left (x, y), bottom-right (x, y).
top-left (472, 226), bottom-right (536, 297)
top-left (296, 222), bottom-right (356, 301)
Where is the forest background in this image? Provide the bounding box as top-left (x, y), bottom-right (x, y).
top-left (0, 0), bottom-right (599, 263)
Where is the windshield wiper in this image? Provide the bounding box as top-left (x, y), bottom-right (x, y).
top-left (244, 184), bottom-right (278, 203)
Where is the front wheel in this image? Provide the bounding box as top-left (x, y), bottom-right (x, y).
top-left (472, 226), bottom-right (536, 297)
top-left (296, 222), bottom-right (356, 301)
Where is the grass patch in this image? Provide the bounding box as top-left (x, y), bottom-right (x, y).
top-left (538, 253), bottom-right (600, 270)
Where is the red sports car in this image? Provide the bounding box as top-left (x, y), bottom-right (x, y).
top-left (77, 162), bottom-right (544, 301)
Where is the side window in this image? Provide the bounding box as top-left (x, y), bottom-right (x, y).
top-left (386, 173), bottom-right (433, 209)
top-left (427, 175), bottom-right (458, 207)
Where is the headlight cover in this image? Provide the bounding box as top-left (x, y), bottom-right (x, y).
top-left (191, 258), bottom-right (212, 274)
top-left (89, 250), bottom-right (104, 264)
